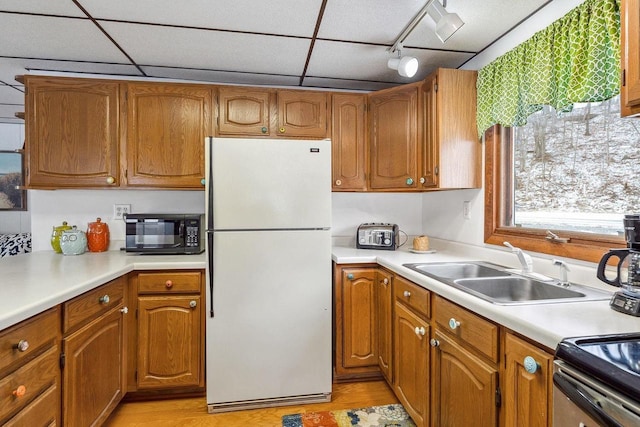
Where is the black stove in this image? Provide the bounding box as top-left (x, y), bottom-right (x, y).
top-left (556, 333), bottom-right (640, 402)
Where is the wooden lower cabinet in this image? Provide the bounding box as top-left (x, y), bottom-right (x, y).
top-left (431, 330), bottom-right (498, 426)
top-left (503, 333), bottom-right (553, 427)
top-left (333, 264), bottom-right (381, 381)
top-left (394, 302), bottom-right (429, 427)
top-left (128, 270), bottom-right (205, 394)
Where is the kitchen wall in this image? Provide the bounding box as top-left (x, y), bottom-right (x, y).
top-left (0, 123), bottom-right (30, 233)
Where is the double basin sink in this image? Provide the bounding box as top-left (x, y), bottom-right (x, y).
top-left (403, 261), bottom-right (612, 305)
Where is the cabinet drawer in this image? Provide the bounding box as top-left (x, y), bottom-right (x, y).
top-left (63, 277), bottom-right (125, 334)
top-left (137, 271), bottom-right (202, 294)
top-left (434, 296), bottom-right (499, 362)
top-left (394, 276), bottom-right (430, 319)
top-left (4, 383), bottom-right (58, 427)
top-left (0, 346), bottom-right (58, 422)
top-left (0, 308), bottom-right (60, 374)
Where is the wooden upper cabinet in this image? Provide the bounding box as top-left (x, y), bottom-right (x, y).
top-left (24, 76), bottom-right (121, 188)
top-left (276, 90), bottom-right (328, 138)
top-left (125, 83), bottom-right (210, 188)
top-left (622, 0), bottom-right (640, 116)
top-left (331, 93), bottom-right (367, 191)
top-left (421, 68), bottom-right (480, 190)
top-left (369, 84), bottom-right (419, 190)
top-left (217, 86), bottom-right (273, 136)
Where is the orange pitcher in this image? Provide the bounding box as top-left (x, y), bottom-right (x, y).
top-left (87, 217), bottom-right (110, 252)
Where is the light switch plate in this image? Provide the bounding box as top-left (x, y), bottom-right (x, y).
top-left (113, 204), bottom-right (131, 220)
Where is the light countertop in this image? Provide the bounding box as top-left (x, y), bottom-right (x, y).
top-left (0, 250), bottom-right (206, 330)
top-left (332, 243), bottom-right (640, 350)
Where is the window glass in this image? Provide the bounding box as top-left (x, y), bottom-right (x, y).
top-left (505, 95), bottom-right (639, 237)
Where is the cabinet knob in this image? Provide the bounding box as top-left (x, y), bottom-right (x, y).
top-left (279, 127), bottom-right (286, 133)
top-left (261, 127), bottom-right (268, 134)
top-left (120, 307), bottom-right (129, 314)
top-left (200, 178), bottom-right (206, 186)
top-left (382, 278), bottom-right (389, 285)
top-left (406, 177), bottom-right (414, 185)
top-left (165, 280), bottom-right (173, 289)
top-left (15, 340), bottom-right (29, 352)
top-left (189, 300), bottom-right (197, 308)
top-left (419, 177), bottom-right (426, 184)
top-left (448, 318), bottom-right (461, 330)
top-left (12, 385), bottom-right (26, 398)
top-left (106, 176), bottom-right (115, 185)
top-left (430, 338), bottom-right (440, 347)
top-left (99, 294), bottom-right (110, 305)
top-left (523, 356), bottom-right (540, 374)
top-left (347, 273), bottom-right (354, 280)
top-left (335, 179), bottom-right (342, 186)
top-left (403, 290), bottom-right (411, 298)
top-left (414, 326), bottom-right (426, 337)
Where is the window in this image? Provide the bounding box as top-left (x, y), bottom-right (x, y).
top-left (484, 96), bottom-right (635, 262)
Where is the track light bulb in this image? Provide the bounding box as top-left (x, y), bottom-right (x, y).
top-left (387, 56), bottom-right (419, 78)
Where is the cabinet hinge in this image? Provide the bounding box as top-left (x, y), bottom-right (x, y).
top-left (60, 352), bottom-right (66, 370)
top-left (622, 69), bottom-right (626, 87)
top-left (135, 308), bottom-right (138, 318)
top-left (434, 166), bottom-right (439, 176)
top-left (495, 386), bottom-right (502, 408)
top-left (134, 370), bottom-right (138, 381)
top-left (434, 83), bottom-right (438, 92)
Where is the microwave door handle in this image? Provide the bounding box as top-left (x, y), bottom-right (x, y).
top-left (553, 372), bottom-right (623, 427)
top-left (207, 231), bottom-right (214, 318)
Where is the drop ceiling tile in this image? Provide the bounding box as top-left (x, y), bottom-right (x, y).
top-left (318, 0), bottom-right (427, 44)
top-left (100, 21), bottom-right (311, 75)
top-left (0, 85), bottom-right (24, 105)
top-left (142, 66), bottom-right (301, 87)
top-left (0, 1), bottom-right (85, 17)
top-left (307, 40), bottom-right (474, 84)
top-left (80, 0), bottom-right (323, 37)
top-left (0, 14), bottom-right (130, 63)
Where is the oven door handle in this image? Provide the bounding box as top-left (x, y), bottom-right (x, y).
top-left (553, 372), bottom-right (623, 427)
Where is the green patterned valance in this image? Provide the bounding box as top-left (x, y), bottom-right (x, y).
top-left (476, 0), bottom-right (620, 138)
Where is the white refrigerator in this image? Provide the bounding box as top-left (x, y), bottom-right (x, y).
top-left (205, 137), bottom-right (332, 413)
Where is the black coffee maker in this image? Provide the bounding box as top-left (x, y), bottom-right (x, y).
top-left (597, 214), bottom-right (640, 316)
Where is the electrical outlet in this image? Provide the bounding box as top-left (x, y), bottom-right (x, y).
top-left (113, 204), bottom-right (131, 220)
top-left (463, 201), bottom-right (471, 220)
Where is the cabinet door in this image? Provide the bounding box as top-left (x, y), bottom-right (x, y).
top-left (126, 83), bottom-right (210, 188)
top-left (217, 87), bottom-right (273, 136)
top-left (62, 305), bottom-right (125, 427)
top-left (276, 90), bottom-right (328, 138)
top-left (25, 77), bottom-right (120, 188)
top-left (369, 85), bottom-right (418, 190)
top-left (376, 270), bottom-right (393, 383)
top-left (504, 333), bottom-right (553, 427)
top-left (331, 93), bottom-right (367, 191)
top-left (137, 295), bottom-right (203, 389)
top-left (431, 330), bottom-right (498, 427)
top-left (394, 303), bottom-right (429, 427)
top-left (622, 0), bottom-right (640, 116)
top-left (420, 76), bottom-right (439, 189)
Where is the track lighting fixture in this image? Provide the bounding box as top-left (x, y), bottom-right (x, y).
top-left (387, 49), bottom-right (419, 78)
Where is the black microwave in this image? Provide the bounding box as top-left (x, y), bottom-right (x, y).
top-left (124, 214), bottom-right (204, 254)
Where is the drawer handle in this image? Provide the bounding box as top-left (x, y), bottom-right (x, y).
top-left (448, 318), bottom-right (461, 330)
top-left (524, 356), bottom-right (540, 374)
top-left (403, 290), bottom-right (411, 298)
top-left (12, 385), bottom-right (26, 398)
top-left (15, 340), bottom-right (29, 352)
top-left (414, 326), bottom-right (426, 337)
top-left (99, 294), bottom-right (110, 305)
top-left (382, 278), bottom-right (389, 285)
top-left (430, 338), bottom-right (440, 347)
top-left (165, 280), bottom-right (173, 289)
top-left (189, 300), bottom-right (197, 309)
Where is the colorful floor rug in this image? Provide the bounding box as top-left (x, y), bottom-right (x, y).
top-left (282, 403), bottom-right (416, 427)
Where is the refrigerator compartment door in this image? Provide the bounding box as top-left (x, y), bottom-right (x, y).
top-left (210, 138), bottom-right (331, 230)
top-left (206, 229), bottom-right (332, 404)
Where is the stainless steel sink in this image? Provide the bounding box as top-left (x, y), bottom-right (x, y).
top-left (403, 261), bottom-right (612, 305)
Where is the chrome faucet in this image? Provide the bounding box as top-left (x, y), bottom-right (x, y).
top-left (503, 242), bottom-right (533, 273)
top-left (552, 259), bottom-right (571, 286)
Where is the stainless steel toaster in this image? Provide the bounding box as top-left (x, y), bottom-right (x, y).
top-left (356, 223), bottom-right (399, 250)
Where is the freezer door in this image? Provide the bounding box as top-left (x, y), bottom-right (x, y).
top-left (210, 138), bottom-right (331, 230)
top-left (206, 230), bottom-right (332, 404)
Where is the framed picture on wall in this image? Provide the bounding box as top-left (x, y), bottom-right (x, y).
top-left (0, 150), bottom-right (26, 211)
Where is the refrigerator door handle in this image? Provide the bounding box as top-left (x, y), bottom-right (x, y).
top-left (208, 231), bottom-right (215, 317)
top-left (206, 137), bottom-right (214, 232)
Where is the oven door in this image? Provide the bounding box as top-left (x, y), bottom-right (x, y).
top-left (553, 361), bottom-right (640, 427)
top-left (125, 217), bottom-right (185, 253)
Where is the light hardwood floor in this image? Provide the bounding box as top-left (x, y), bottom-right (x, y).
top-left (104, 381), bottom-right (398, 427)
